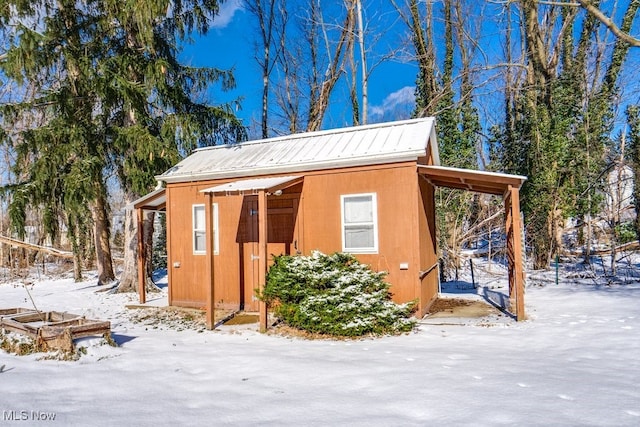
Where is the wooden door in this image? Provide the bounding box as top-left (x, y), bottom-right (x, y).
top-left (237, 194), bottom-right (299, 312)
top-left (238, 198), bottom-right (259, 311)
top-left (267, 195), bottom-right (299, 257)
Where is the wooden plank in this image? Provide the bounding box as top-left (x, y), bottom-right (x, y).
top-left (508, 186), bottom-right (526, 321)
top-left (40, 321), bottom-right (111, 339)
top-left (0, 308), bottom-right (112, 351)
top-left (0, 319), bottom-right (40, 337)
top-left (258, 189), bottom-right (268, 332)
top-left (0, 234), bottom-right (73, 258)
top-left (0, 308), bottom-right (36, 317)
top-left (137, 207), bottom-right (147, 304)
top-left (205, 193), bottom-right (216, 330)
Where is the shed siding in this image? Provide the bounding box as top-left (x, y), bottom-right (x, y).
top-left (165, 162), bottom-right (432, 311)
top-left (167, 183), bottom-right (244, 309)
top-left (298, 164), bottom-right (421, 305)
top-left (417, 177), bottom-right (438, 316)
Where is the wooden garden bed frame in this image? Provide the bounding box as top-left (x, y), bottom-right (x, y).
top-left (0, 308), bottom-right (111, 352)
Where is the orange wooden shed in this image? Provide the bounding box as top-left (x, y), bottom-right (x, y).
top-left (131, 118), bottom-right (527, 330)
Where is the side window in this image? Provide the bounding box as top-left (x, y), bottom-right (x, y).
top-left (341, 193), bottom-right (378, 253)
top-left (193, 204), bottom-right (219, 255)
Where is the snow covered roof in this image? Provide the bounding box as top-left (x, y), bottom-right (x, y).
top-left (158, 118), bottom-right (439, 184)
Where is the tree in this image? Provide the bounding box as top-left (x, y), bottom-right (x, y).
top-left (0, 0), bottom-right (245, 290)
top-left (245, 0), bottom-right (287, 138)
top-left (628, 105), bottom-right (640, 240)
top-left (98, 0), bottom-right (246, 292)
top-left (496, 0), bottom-right (639, 268)
top-left (397, 0), bottom-right (482, 278)
top-left (252, 0), bottom-right (359, 133)
top-left (0, 0), bottom-right (115, 283)
top-left (305, 0), bottom-right (354, 131)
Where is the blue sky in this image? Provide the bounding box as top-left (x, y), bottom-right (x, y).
top-left (181, 0), bottom-right (420, 134)
top-left (180, 0), bottom-right (640, 138)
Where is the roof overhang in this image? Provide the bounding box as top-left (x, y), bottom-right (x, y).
top-left (418, 165), bottom-right (526, 196)
top-left (128, 187), bottom-right (166, 211)
top-left (200, 175), bottom-right (303, 196)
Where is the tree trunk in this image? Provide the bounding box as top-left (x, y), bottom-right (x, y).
top-left (116, 192), bottom-right (157, 293)
top-left (92, 188), bottom-right (116, 285)
top-left (306, 5), bottom-right (354, 131)
top-left (355, 0), bottom-right (367, 124)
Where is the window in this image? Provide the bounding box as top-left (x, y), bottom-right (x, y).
top-left (193, 204), bottom-right (219, 255)
top-left (341, 193), bottom-right (378, 253)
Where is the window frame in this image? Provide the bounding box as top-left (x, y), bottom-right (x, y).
top-left (192, 203), bottom-right (219, 255)
top-left (340, 193), bottom-right (379, 254)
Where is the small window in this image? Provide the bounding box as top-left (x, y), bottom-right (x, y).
top-left (193, 204), bottom-right (219, 255)
top-left (341, 193), bottom-right (378, 253)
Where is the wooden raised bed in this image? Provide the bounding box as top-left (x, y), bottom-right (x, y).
top-left (0, 308), bottom-right (111, 352)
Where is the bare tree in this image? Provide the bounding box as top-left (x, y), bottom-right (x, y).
top-left (245, 0), bottom-right (288, 138)
top-left (306, 1), bottom-right (355, 131)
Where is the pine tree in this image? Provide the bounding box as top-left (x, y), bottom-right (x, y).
top-left (95, 0), bottom-right (246, 292)
top-left (0, 1), bottom-right (246, 289)
top-left (0, 0), bottom-right (114, 282)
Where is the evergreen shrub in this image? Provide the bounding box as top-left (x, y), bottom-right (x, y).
top-left (260, 251), bottom-right (416, 337)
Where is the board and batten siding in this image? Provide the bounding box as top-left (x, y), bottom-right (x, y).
top-left (165, 161), bottom-right (433, 313)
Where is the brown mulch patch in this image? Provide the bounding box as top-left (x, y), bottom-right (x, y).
top-left (428, 298), bottom-right (475, 312)
top-left (224, 313), bottom-right (259, 325)
top-left (427, 298), bottom-right (498, 318)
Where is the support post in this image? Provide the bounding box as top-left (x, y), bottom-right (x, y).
top-left (258, 190), bottom-right (268, 332)
top-left (205, 193), bottom-right (216, 329)
top-left (136, 208), bottom-right (146, 304)
top-left (505, 186), bottom-right (526, 321)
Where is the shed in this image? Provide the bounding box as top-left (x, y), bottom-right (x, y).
top-left (132, 118), bottom-right (527, 330)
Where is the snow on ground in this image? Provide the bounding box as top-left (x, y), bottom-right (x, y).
top-left (1, 257), bottom-right (639, 427)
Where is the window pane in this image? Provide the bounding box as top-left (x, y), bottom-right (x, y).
top-left (344, 225), bottom-right (374, 249)
top-left (344, 195), bottom-right (373, 224)
top-left (194, 205), bottom-right (205, 230)
top-left (194, 231), bottom-right (206, 252)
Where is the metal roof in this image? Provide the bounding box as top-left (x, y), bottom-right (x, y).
top-left (158, 118), bottom-right (438, 183)
top-left (418, 165), bottom-right (527, 195)
top-left (201, 176), bottom-right (303, 196)
top-left (128, 187), bottom-right (166, 211)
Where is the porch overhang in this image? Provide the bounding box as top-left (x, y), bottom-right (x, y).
top-left (200, 175), bottom-right (303, 196)
top-left (418, 165), bottom-right (526, 196)
top-left (200, 175), bottom-right (304, 332)
top-left (129, 187), bottom-right (167, 307)
top-left (129, 187), bottom-right (166, 211)
top-left (418, 165), bottom-right (528, 321)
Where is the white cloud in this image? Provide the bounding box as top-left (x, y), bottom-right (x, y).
top-left (212, 0), bottom-right (244, 29)
top-left (369, 86), bottom-right (416, 121)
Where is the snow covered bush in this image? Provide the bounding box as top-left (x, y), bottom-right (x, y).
top-left (260, 251), bottom-right (416, 337)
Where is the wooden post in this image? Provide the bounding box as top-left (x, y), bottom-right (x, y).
top-left (205, 193), bottom-right (216, 329)
top-left (510, 187), bottom-right (525, 321)
top-left (505, 186), bottom-right (526, 321)
top-left (258, 189), bottom-right (268, 332)
top-left (136, 208), bottom-right (146, 304)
